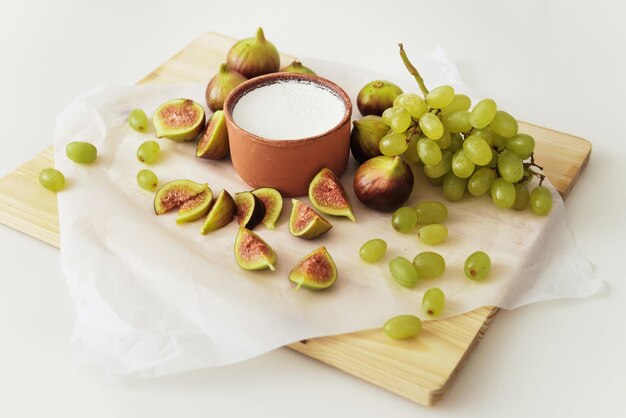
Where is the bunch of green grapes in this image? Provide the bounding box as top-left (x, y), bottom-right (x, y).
top-left (377, 45), bottom-right (553, 216)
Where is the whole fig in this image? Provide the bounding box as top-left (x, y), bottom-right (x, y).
top-left (350, 115), bottom-right (389, 163)
top-left (279, 60), bottom-right (316, 75)
top-left (227, 27), bottom-right (280, 78)
top-left (357, 80), bottom-right (403, 117)
top-left (353, 156), bottom-right (414, 212)
top-left (205, 63), bottom-right (247, 111)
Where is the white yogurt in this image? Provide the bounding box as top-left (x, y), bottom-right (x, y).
top-left (232, 80), bottom-right (346, 140)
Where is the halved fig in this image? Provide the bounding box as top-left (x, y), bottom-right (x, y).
top-left (176, 188), bottom-right (213, 224)
top-left (196, 110), bottom-right (229, 159)
top-left (289, 246), bottom-right (337, 290)
top-left (234, 191), bottom-right (265, 229)
top-left (154, 99), bottom-right (205, 142)
top-left (234, 227), bottom-right (277, 271)
top-left (154, 180), bottom-right (208, 215)
top-left (251, 187), bottom-right (283, 230)
top-left (200, 189), bottom-right (236, 234)
top-left (308, 168), bottom-right (356, 222)
top-left (289, 199), bottom-right (332, 239)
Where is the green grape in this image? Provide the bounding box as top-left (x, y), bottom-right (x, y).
top-left (128, 108), bottom-right (149, 132)
top-left (464, 251), bottom-right (491, 281)
top-left (490, 110), bottom-right (518, 137)
top-left (530, 186), bottom-right (553, 216)
top-left (424, 149), bottom-right (452, 178)
top-left (463, 135), bottom-right (492, 166)
top-left (422, 287), bottom-right (445, 317)
top-left (491, 133), bottom-right (507, 151)
top-left (470, 98), bottom-right (497, 129)
top-left (486, 148), bottom-right (499, 168)
top-left (426, 85), bottom-right (455, 109)
top-left (379, 133), bottom-right (408, 156)
top-left (137, 140), bottom-right (160, 164)
top-left (519, 168), bottom-right (533, 185)
top-left (417, 138), bottom-right (442, 165)
top-left (412, 251), bottom-right (446, 278)
top-left (393, 93), bottom-right (428, 119)
top-left (359, 239), bottom-right (387, 262)
top-left (442, 110), bottom-right (472, 133)
top-left (418, 223), bottom-right (448, 245)
top-left (415, 201), bottom-right (448, 224)
top-left (506, 134), bottom-right (535, 160)
top-left (392, 206), bottom-right (418, 233)
top-left (449, 133), bottom-right (464, 152)
top-left (440, 94), bottom-right (471, 116)
top-left (66, 141), bottom-right (97, 163)
top-left (389, 256), bottom-right (419, 288)
top-left (384, 315), bottom-right (422, 340)
top-left (498, 150), bottom-right (524, 183)
top-left (452, 149), bottom-right (476, 179)
top-left (512, 184), bottom-right (530, 210)
top-left (443, 172), bottom-right (467, 202)
top-left (468, 167), bottom-right (495, 196)
top-left (402, 134), bottom-right (420, 164)
top-left (427, 175), bottom-right (445, 186)
top-left (38, 168), bottom-right (65, 192)
top-left (418, 113), bottom-right (444, 140)
top-left (437, 129), bottom-right (452, 149)
top-left (491, 178), bottom-right (516, 208)
top-left (472, 128), bottom-right (493, 145)
top-left (137, 169), bottom-right (159, 192)
top-left (382, 107), bottom-right (411, 133)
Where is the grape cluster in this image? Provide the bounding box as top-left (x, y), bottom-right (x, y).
top-left (376, 45), bottom-right (553, 216)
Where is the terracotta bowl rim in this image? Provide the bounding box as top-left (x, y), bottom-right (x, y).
top-left (223, 72), bottom-right (353, 148)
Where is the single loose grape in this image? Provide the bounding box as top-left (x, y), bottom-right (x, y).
top-left (530, 186), bottom-right (553, 216)
top-left (464, 251), bottom-right (491, 281)
top-left (137, 169), bottom-right (158, 192)
top-left (359, 239), bottom-right (387, 263)
top-left (418, 224), bottom-right (448, 245)
top-left (443, 172), bottom-right (467, 202)
top-left (128, 108), bottom-right (149, 132)
top-left (137, 140), bottom-right (160, 164)
top-left (422, 287), bottom-right (445, 317)
top-left (506, 134), bottom-right (535, 160)
top-left (393, 93), bottom-right (428, 119)
top-left (379, 133), bottom-right (408, 156)
top-left (417, 138), bottom-right (442, 166)
top-left (38, 168), bottom-right (65, 192)
top-left (426, 85), bottom-right (455, 109)
top-left (442, 110), bottom-right (472, 133)
top-left (470, 98), bottom-right (497, 129)
top-left (415, 201), bottom-right (448, 224)
top-left (498, 150), bottom-right (524, 183)
top-left (389, 256), bottom-right (419, 288)
top-left (419, 113), bottom-right (444, 140)
top-left (440, 94), bottom-right (471, 116)
top-left (392, 206), bottom-right (418, 233)
top-left (413, 251), bottom-right (446, 278)
top-left (452, 149), bottom-right (476, 179)
top-left (423, 150), bottom-right (453, 178)
top-left (384, 315), bottom-right (422, 340)
top-left (512, 184), bottom-right (530, 210)
top-left (491, 178), bottom-right (516, 208)
top-left (463, 135), bottom-right (492, 166)
top-left (468, 167), bottom-right (495, 196)
top-left (490, 110), bottom-right (518, 137)
top-left (66, 141), bottom-right (97, 163)
top-left (402, 134), bottom-right (421, 164)
top-left (382, 106), bottom-right (411, 133)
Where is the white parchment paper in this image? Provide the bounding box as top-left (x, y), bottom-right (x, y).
top-left (53, 50), bottom-right (603, 378)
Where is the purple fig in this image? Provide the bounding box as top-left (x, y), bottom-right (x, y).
top-left (357, 80), bottom-right (403, 117)
top-left (353, 156), bottom-right (414, 212)
top-left (350, 115), bottom-right (389, 163)
top-left (279, 60), bottom-right (316, 75)
top-left (226, 27), bottom-right (280, 78)
top-left (205, 63), bottom-right (247, 112)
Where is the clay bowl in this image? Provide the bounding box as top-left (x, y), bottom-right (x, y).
top-left (223, 72), bottom-right (353, 197)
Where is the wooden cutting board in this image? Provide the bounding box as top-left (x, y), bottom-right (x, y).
top-left (0, 32), bottom-right (591, 406)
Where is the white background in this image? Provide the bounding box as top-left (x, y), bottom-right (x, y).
top-left (1, 0), bottom-right (624, 416)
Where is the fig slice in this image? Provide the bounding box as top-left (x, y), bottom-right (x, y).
top-left (308, 168), bottom-right (356, 222)
top-left (289, 199), bottom-right (332, 239)
top-left (196, 110), bottom-right (229, 160)
top-left (234, 227), bottom-right (277, 271)
top-left (251, 187), bottom-right (283, 230)
top-left (289, 246), bottom-right (337, 290)
top-left (154, 179), bottom-right (208, 215)
top-left (176, 187), bottom-right (213, 224)
top-left (154, 98), bottom-right (206, 142)
top-left (234, 192), bottom-right (266, 230)
top-left (200, 189), bottom-right (236, 234)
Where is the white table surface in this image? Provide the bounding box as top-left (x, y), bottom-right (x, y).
top-left (1, 0), bottom-right (625, 416)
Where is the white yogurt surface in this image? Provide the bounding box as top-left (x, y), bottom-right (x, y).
top-left (232, 80), bottom-right (346, 140)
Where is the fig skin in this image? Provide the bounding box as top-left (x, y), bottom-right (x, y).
top-left (357, 80), bottom-right (403, 117)
top-left (227, 27), bottom-right (280, 79)
top-left (154, 99), bottom-right (206, 142)
top-left (176, 188), bottom-right (214, 224)
top-left (289, 199), bottom-right (332, 239)
top-left (289, 246), bottom-right (337, 290)
top-left (200, 189), bottom-right (236, 234)
top-left (205, 64), bottom-right (247, 112)
top-left (308, 168), bottom-right (356, 222)
top-left (235, 192), bottom-right (266, 230)
top-left (350, 115), bottom-right (389, 163)
top-left (196, 110), bottom-right (229, 160)
top-left (154, 180), bottom-right (208, 215)
top-left (234, 227), bottom-right (277, 271)
top-left (279, 60), bottom-right (316, 75)
top-left (353, 156), bottom-right (415, 212)
top-left (251, 187), bottom-right (283, 230)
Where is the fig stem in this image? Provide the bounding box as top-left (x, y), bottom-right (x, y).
top-left (256, 27), bottom-right (266, 43)
top-left (398, 43), bottom-right (429, 97)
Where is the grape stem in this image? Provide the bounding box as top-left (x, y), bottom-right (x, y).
top-left (530, 153), bottom-right (544, 171)
top-left (398, 43), bottom-right (429, 96)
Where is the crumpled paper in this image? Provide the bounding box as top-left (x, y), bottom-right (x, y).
top-left (53, 49), bottom-right (603, 379)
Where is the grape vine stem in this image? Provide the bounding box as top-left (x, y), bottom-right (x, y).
top-left (398, 43), bottom-right (429, 96)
